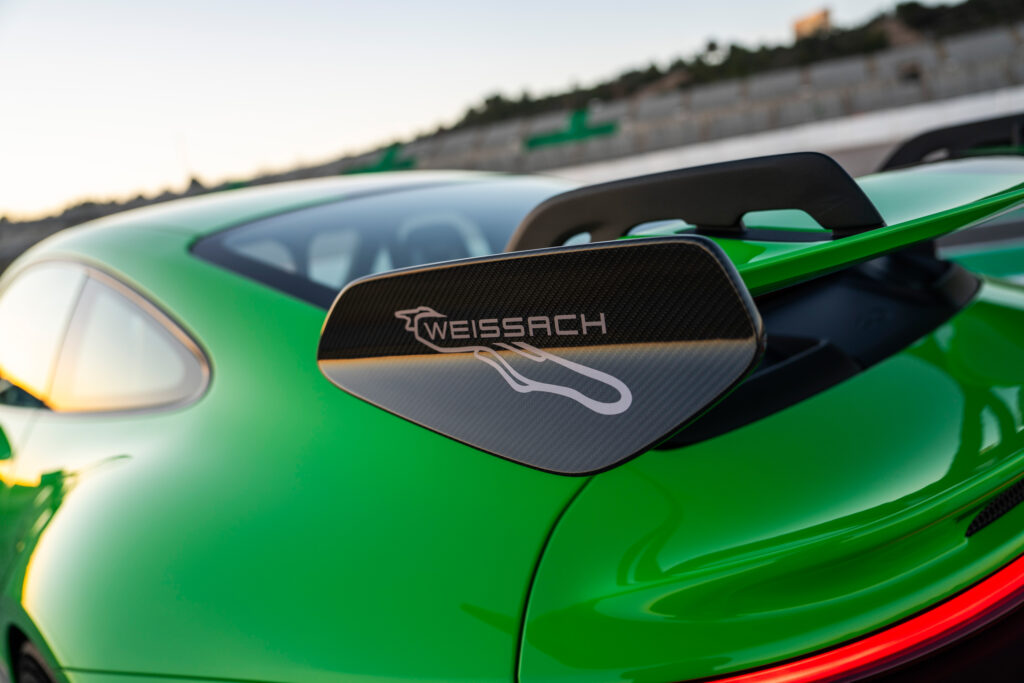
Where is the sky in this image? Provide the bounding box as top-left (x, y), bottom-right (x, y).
top-left (0, 0), bottom-right (927, 219)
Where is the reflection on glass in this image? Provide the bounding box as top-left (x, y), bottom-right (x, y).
top-left (231, 239), bottom-right (298, 273)
top-left (48, 279), bottom-right (204, 412)
top-left (220, 178), bottom-right (571, 291)
top-left (0, 263), bottom-right (86, 405)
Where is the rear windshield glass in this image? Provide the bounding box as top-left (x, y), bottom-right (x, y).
top-left (193, 177), bottom-right (571, 308)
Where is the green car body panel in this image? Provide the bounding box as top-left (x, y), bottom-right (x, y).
top-left (0, 159), bottom-right (1020, 683)
top-left (521, 280), bottom-right (1024, 682)
top-left (0, 203), bottom-right (584, 683)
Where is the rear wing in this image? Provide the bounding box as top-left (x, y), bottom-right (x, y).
top-left (506, 153), bottom-right (884, 249)
top-left (879, 112), bottom-right (1024, 171)
top-left (509, 151), bottom-right (1024, 296)
top-left (318, 152), bottom-right (1024, 475)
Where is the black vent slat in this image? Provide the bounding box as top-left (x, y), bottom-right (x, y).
top-left (967, 478), bottom-right (1024, 537)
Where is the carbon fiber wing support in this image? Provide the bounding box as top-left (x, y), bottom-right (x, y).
top-left (879, 112), bottom-right (1024, 171)
top-left (505, 152), bottom-right (884, 251)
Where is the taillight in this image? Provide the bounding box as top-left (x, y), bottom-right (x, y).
top-left (703, 553), bottom-right (1024, 682)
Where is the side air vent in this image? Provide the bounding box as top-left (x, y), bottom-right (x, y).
top-left (967, 478), bottom-right (1024, 537)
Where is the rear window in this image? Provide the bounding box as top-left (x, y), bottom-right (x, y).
top-left (193, 178), bottom-right (571, 307)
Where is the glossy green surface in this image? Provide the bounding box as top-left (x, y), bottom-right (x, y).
top-left (0, 160), bottom-right (1021, 683)
top-left (932, 198), bottom-right (1024, 284)
top-left (714, 159), bottom-right (1024, 294)
top-left (0, 226), bottom-right (583, 682)
top-left (953, 245), bottom-right (1024, 280)
top-left (520, 282), bottom-right (1024, 682)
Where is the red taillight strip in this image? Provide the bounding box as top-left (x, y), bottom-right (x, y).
top-left (709, 553), bottom-right (1024, 683)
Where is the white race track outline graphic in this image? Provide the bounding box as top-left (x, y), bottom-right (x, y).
top-left (395, 306), bottom-right (632, 415)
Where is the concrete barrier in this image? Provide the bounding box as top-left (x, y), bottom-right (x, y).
top-left (391, 24), bottom-right (1024, 176)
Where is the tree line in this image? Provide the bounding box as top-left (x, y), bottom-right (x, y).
top-left (449, 0), bottom-right (1023, 131)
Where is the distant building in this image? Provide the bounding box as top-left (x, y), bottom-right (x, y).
top-left (794, 8), bottom-right (831, 39)
top-left (876, 15), bottom-right (923, 47)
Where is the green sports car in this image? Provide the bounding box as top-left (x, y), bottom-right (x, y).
top-left (1, 115), bottom-right (1024, 683)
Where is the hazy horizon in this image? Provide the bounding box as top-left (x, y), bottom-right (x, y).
top-left (1, 0), bottom-right (931, 220)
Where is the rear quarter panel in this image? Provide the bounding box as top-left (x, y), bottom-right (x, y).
top-left (520, 281), bottom-right (1024, 683)
top-left (0, 226), bottom-right (585, 682)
